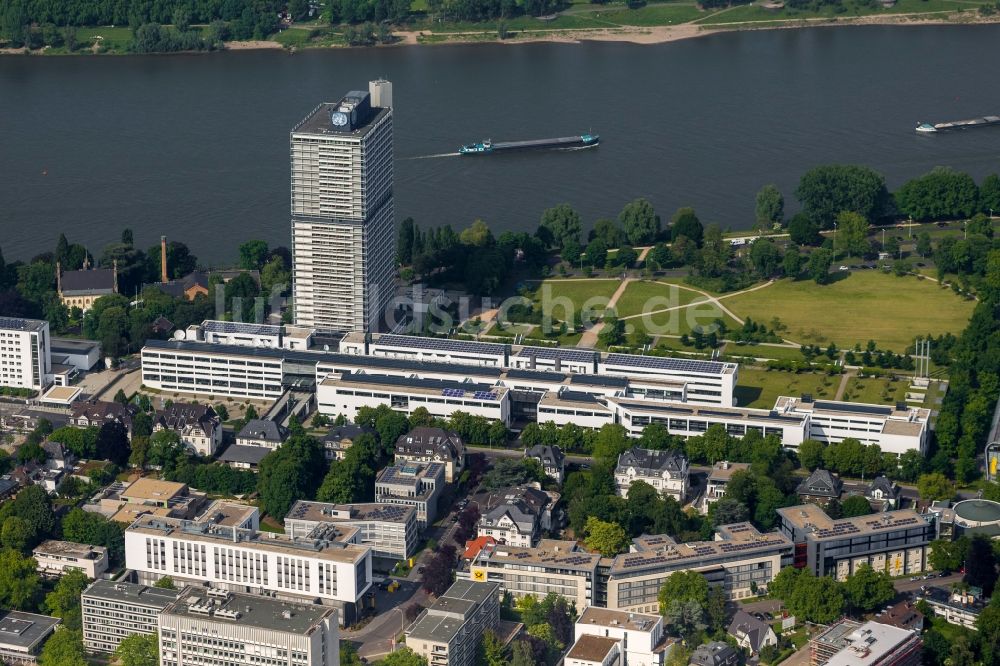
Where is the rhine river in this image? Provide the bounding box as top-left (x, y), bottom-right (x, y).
top-left (2, 24), bottom-right (1000, 264)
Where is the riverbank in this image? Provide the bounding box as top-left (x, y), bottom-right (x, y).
top-left (2, 0), bottom-right (998, 55)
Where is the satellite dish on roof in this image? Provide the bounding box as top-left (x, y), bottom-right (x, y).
top-left (174, 330), bottom-right (186, 340)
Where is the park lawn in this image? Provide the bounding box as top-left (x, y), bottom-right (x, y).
top-left (531, 279), bottom-right (621, 318)
top-left (735, 367), bottom-right (839, 409)
top-left (841, 375), bottom-right (909, 405)
top-left (723, 272), bottom-right (974, 351)
top-left (598, 3), bottom-right (705, 26)
top-left (696, 0), bottom-right (983, 24)
top-left (274, 26), bottom-right (342, 47)
top-left (614, 280), bottom-right (708, 318)
top-left (75, 26), bottom-right (134, 51)
top-left (525, 327), bottom-right (584, 347)
top-left (629, 299), bottom-right (742, 338)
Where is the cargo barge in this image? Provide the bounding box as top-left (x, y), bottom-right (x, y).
top-left (459, 133), bottom-right (599, 155)
top-left (916, 116), bottom-right (1000, 133)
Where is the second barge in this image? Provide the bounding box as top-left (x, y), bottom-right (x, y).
top-left (916, 115), bottom-right (1000, 133)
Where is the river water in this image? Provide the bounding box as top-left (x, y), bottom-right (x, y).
top-left (2, 24), bottom-right (1000, 264)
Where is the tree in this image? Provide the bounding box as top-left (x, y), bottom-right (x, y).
top-left (260, 257), bottom-right (291, 297)
top-left (806, 248), bottom-right (833, 284)
top-left (795, 164), bottom-right (889, 227)
top-left (755, 184), bottom-right (784, 228)
top-left (843, 564), bottom-right (894, 612)
top-left (154, 576), bottom-right (176, 589)
top-left (511, 639), bottom-right (537, 666)
top-left (479, 630), bottom-right (506, 666)
top-left (61, 509), bottom-right (125, 564)
top-left (697, 224), bottom-right (730, 278)
top-left (256, 434), bottom-right (326, 518)
top-left (787, 573), bottom-right (844, 624)
top-left (788, 213), bottom-right (822, 246)
top-left (748, 239), bottom-right (782, 277)
top-left (981, 173), bottom-right (1000, 214)
top-left (96, 420), bottom-right (131, 466)
top-left (539, 204), bottom-right (582, 251)
top-left (398, 217), bottom-right (417, 264)
top-left (39, 628), bottom-right (86, 666)
top-left (835, 211), bottom-right (869, 258)
top-left (798, 439), bottom-right (826, 470)
top-left (711, 498), bottom-right (749, 526)
top-left (783, 244), bottom-right (804, 277)
top-left (671, 207), bottom-right (703, 246)
top-left (928, 537), bottom-right (968, 572)
top-left (420, 545), bottom-right (455, 597)
top-left (895, 167), bottom-right (980, 221)
top-left (592, 218), bottom-right (622, 248)
top-left (658, 569), bottom-right (709, 610)
top-left (620, 198), bottom-right (659, 246)
top-left (964, 535), bottom-right (998, 596)
top-left (115, 633), bottom-right (159, 666)
top-left (44, 569), bottom-right (89, 631)
top-left (584, 516), bottom-right (630, 556)
top-left (585, 238), bottom-right (608, 268)
top-left (917, 472), bottom-right (955, 501)
top-left (5, 485), bottom-right (55, 541)
top-left (663, 599), bottom-right (707, 640)
top-left (769, 566), bottom-right (803, 600)
top-left (0, 548), bottom-right (41, 610)
top-left (839, 495), bottom-right (872, 518)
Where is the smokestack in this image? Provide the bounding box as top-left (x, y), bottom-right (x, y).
top-left (160, 236), bottom-right (168, 283)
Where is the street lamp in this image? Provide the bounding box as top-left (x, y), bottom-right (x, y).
top-left (390, 607), bottom-right (406, 652)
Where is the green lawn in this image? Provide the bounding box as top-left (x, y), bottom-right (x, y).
top-left (531, 279), bottom-right (622, 319)
top-left (735, 367), bottom-right (839, 409)
top-left (723, 272), bottom-right (973, 351)
top-left (629, 298), bottom-right (742, 338)
top-left (614, 280), bottom-right (708, 318)
top-left (724, 342), bottom-right (804, 361)
top-left (74, 26), bottom-right (134, 52)
top-left (697, 0), bottom-right (985, 24)
top-left (841, 375), bottom-right (909, 405)
top-left (596, 3), bottom-right (706, 26)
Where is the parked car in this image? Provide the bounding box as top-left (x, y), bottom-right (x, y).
top-left (839, 265), bottom-right (850, 271)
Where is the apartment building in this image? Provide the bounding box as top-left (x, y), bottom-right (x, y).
top-left (405, 580), bottom-right (500, 666)
top-left (0, 317), bottom-right (50, 391)
top-left (375, 462), bottom-right (444, 529)
top-left (615, 448), bottom-right (690, 500)
top-left (290, 82), bottom-right (394, 333)
top-left (32, 539), bottom-right (108, 578)
top-left (776, 504), bottom-right (934, 581)
top-left (159, 586), bottom-right (340, 666)
top-left (810, 621), bottom-right (921, 666)
top-left (124, 513), bottom-right (372, 625)
top-left (81, 579), bottom-right (182, 653)
top-left (284, 500), bottom-right (419, 561)
top-left (322, 424), bottom-right (375, 461)
top-left (70, 399), bottom-right (137, 438)
top-left (918, 587), bottom-right (984, 630)
top-left (395, 427), bottom-right (466, 483)
top-left (573, 606), bottom-right (669, 666)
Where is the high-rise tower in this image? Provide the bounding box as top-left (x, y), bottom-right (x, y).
top-left (290, 80), bottom-right (394, 332)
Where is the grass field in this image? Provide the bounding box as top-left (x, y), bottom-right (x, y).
top-left (724, 342), bottom-right (804, 361)
top-left (723, 272), bottom-right (974, 351)
top-left (734, 367), bottom-right (839, 409)
top-left (696, 0), bottom-right (985, 24)
top-left (614, 280), bottom-right (707, 318)
top-left (628, 300), bottom-right (742, 337)
top-left (74, 26), bottom-right (134, 52)
top-left (841, 375), bottom-right (909, 405)
top-left (531, 279), bottom-right (621, 319)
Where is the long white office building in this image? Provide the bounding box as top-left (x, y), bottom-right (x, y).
top-left (0, 317), bottom-right (51, 391)
top-left (159, 586), bottom-right (340, 666)
top-left (291, 81), bottom-right (395, 333)
top-left (125, 514), bottom-right (373, 625)
top-left (284, 500), bottom-right (419, 561)
top-left (139, 333), bottom-right (929, 456)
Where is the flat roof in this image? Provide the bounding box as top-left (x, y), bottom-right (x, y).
top-left (479, 539), bottom-right (601, 572)
top-left (514, 345), bottom-right (597, 364)
top-left (129, 515), bottom-right (367, 565)
top-left (293, 101), bottom-right (389, 138)
top-left (286, 501), bottom-right (415, 525)
top-left (611, 523), bottom-right (791, 575)
top-left (325, 372), bottom-right (506, 400)
top-left (819, 621), bottom-right (918, 666)
top-left (83, 579), bottom-right (181, 608)
top-left (604, 352), bottom-right (733, 376)
top-left (374, 333), bottom-right (507, 357)
top-left (0, 610), bottom-right (60, 650)
top-left (203, 320), bottom-right (282, 337)
top-left (708, 462), bottom-right (751, 483)
top-left (165, 586), bottom-right (335, 634)
top-left (0, 317), bottom-right (46, 332)
top-left (50, 337), bottom-right (100, 353)
top-left (775, 396), bottom-right (930, 423)
top-left (578, 606), bottom-right (659, 632)
top-left (40, 385), bottom-right (83, 405)
top-left (609, 397), bottom-right (807, 424)
top-left (566, 634), bottom-right (619, 663)
top-left (194, 500), bottom-right (259, 528)
top-left (407, 580), bottom-right (498, 644)
top-left (776, 504), bottom-right (930, 540)
top-left (539, 391), bottom-right (612, 411)
top-left (33, 539), bottom-right (107, 559)
top-left (121, 477), bottom-right (188, 501)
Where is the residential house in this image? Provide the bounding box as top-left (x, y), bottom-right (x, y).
top-left (566, 635), bottom-right (621, 666)
top-left (526, 444), bottom-right (566, 483)
top-left (727, 610), bottom-right (777, 655)
top-left (394, 427), bottom-right (465, 483)
top-left (919, 587), bottom-right (984, 630)
top-left (70, 400), bottom-right (137, 439)
top-left (689, 642), bottom-right (740, 666)
top-left (235, 419), bottom-right (288, 450)
top-left (477, 486), bottom-right (558, 548)
top-left (322, 424), bottom-right (375, 461)
top-left (874, 600), bottom-right (924, 632)
top-left (615, 448), bottom-right (689, 501)
top-left (796, 469), bottom-right (843, 507)
top-left (153, 402), bottom-right (222, 456)
top-left (704, 461), bottom-right (751, 510)
top-left (866, 476), bottom-right (902, 510)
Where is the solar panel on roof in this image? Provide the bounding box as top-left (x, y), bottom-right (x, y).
top-left (443, 388), bottom-right (466, 398)
top-left (605, 353), bottom-right (724, 374)
top-left (377, 334), bottom-right (506, 356)
top-left (813, 400), bottom-right (893, 416)
top-left (204, 320), bottom-right (281, 336)
top-left (473, 391), bottom-right (498, 401)
top-left (0, 317), bottom-right (31, 331)
top-left (516, 346), bottom-right (596, 363)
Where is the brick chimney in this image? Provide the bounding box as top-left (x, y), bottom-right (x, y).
top-left (160, 236), bottom-right (168, 283)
